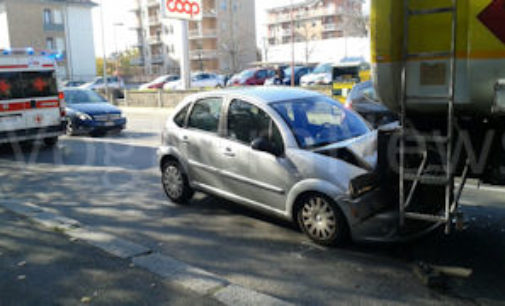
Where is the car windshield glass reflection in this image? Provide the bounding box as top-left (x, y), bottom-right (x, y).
top-left (272, 96), bottom-right (370, 149)
top-left (64, 90), bottom-right (108, 104)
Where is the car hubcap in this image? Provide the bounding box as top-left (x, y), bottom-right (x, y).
top-left (163, 165), bottom-right (183, 199)
top-left (301, 197), bottom-right (337, 240)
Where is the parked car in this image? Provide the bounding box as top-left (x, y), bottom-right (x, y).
top-left (63, 80), bottom-right (86, 88)
top-left (227, 68), bottom-right (275, 86)
top-left (300, 63), bottom-right (333, 86)
top-left (264, 66), bottom-right (314, 86)
top-left (158, 87), bottom-right (439, 246)
top-left (64, 88), bottom-right (127, 136)
top-left (345, 81), bottom-right (398, 128)
top-left (80, 76), bottom-right (125, 91)
top-left (163, 73), bottom-right (224, 90)
top-left (139, 75), bottom-right (179, 90)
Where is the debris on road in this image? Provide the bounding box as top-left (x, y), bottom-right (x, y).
top-left (414, 262), bottom-right (473, 288)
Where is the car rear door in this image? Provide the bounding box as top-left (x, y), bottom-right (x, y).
top-left (21, 71), bottom-right (61, 131)
top-left (183, 96), bottom-right (227, 190)
top-left (0, 71), bottom-right (26, 133)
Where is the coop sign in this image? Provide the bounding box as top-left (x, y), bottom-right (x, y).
top-left (162, 0), bottom-right (202, 21)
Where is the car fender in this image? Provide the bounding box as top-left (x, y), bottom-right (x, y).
top-left (285, 179), bottom-right (352, 223)
top-left (157, 145), bottom-right (192, 181)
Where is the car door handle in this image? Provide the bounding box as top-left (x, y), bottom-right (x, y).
top-left (224, 147), bottom-right (235, 157)
top-left (181, 136), bottom-right (190, 143)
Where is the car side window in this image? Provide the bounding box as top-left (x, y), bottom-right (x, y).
top-left (256, 70), bottom-right (267, 79)
top-left (174, 104), bottom-right (191, 127)
top-left (227, 99), bottom-right (284, 153)
top-left (187, 98), bottom-right (223, 133)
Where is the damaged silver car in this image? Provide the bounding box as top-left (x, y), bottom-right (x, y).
top-left (158, 87), bottom-right (439, 246)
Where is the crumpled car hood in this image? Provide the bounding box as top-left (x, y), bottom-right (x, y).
top-left (313, 131), bottom-right (378, 171)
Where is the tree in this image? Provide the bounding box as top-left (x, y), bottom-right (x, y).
top-left (342, 1), bottom-right (369, 38)
top-left (96, 48), bottom-right (141, 77)
top-left (96, 57), bottom-right (114, 76)
top-left (295, 22), bottom-right (317, 64)
top-left (219, 0), bottom-right (256, 73)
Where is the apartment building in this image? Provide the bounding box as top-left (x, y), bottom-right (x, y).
top-left (264, 0), bottom-right (368, 64)
top-left (0, 0), bottom-right (97, 81)
top-left (132, 0), bottom-right (257, 75)
top-left (266, 0), bottom-right (363, 45)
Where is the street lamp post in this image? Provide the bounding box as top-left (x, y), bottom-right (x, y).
top-left (99, 0), bottom-right (108, 96)
top-left (113, 22), bottom-right (125, 74)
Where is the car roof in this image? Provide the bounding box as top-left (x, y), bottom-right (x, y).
top-left (205, 87), bottom-right (323, 104)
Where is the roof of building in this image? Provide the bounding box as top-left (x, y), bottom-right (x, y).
top-left (266, 0), bottom-right (321, 13)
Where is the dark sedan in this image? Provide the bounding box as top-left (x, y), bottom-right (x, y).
top-left (64, 89), bottom-right (127, 136)
top-left (264, 66), bottom-right (314, 86)
top-left (345, 81), bottom-right (397, 128)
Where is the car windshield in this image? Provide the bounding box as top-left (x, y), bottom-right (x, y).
top-left (239, 69), bottom-right (255, 79)
top-left (312, 63), bottom-right (332, 74)
top-left (272, 96), bottom-right (370, 149)
top-left (64, 90), bottom-right (108, 104)
top-left (152, 76), bottom-right (168, 83)
top-left (283, 67), bottom-right (302, 77)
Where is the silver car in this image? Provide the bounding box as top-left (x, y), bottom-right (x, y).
top-left (158, 87), bottom-right (422, 246)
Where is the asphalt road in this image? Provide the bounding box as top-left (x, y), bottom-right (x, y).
top-left (0, 207), bottom-right (222, 306)
top-left (1, 107), bottom-right (504, 305)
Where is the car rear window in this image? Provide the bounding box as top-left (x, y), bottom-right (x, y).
top-left (0, 71), bottom-right (58, 101)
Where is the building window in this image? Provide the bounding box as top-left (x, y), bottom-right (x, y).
top-left (46, 37), bottom-right (55, 50)
top-left (43, 9), bottom-right (52, 25)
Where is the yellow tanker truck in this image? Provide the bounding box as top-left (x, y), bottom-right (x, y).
top-left (370, 0), bottom-right (505, 233)
top-left (371, 0), bottom-right (505, 116)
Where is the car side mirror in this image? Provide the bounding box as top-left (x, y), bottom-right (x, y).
top-left (251, 137), bottom-right (281, 156)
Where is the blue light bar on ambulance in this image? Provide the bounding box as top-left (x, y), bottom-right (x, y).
top-left (1, 49), bottom-right (11, 55)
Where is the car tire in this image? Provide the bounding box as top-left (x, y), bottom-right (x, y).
top-left (43, 137), bottom-right (58, 147)
top-left (162, 160), bottom-right (194, 205)
top-left (296, 194), bottom-right (349, 247)
top-left (66, 121), bottom-right (76, 136)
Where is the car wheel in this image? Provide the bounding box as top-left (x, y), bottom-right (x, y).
top-left (297, 194), bottom-right (349, 246)
top-left (66, 121), bottom-right (75, 136)
top-left (43, 137), bottom-right (58, 147)
top-left (162, 160), bottom-right (194, 204)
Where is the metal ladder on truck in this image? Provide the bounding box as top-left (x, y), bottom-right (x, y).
top-left (399, 0), bottom-right (470, 234)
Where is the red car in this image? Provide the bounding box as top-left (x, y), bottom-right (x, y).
top-left (228, 68), bottom-right (275, 86)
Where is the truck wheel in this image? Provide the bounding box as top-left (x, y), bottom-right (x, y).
top-left (297, 194), bottom-right (349, 246)
top-left (43, 137), bottom-right (58, 147)
top-left (162, 160), bottom-right (194, 204)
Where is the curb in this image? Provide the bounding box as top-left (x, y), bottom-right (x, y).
top-left (0, 200), bottom-right (292, 306)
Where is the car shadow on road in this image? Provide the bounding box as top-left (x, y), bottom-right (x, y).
top-left (1, 139), bottom-right (504, 304)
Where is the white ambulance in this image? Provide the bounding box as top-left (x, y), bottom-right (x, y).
top-left (0, 48), bottom-right (65, 146)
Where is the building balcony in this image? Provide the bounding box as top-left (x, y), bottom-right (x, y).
top-left (267, 6), bottom-right (345, 24)
top-left (322, 23), bottom-right (342, 32)
top-left (281, 29), bottom-right (292, 36)
top-left (148, 37), bottom-right (162, 45)
top-left (189, 49), bottom-right (218, 60)
top-left (147, 0), bottom-right (159, 7)
top-left (149, 16), bottom-right (161, 26)
top-left (202, 9), bottom-right (217, 18)
top-left (151, 55), bottom-right (165, 64)
top-left (44, 23), bottom-right (64, 32)
top-left (130, 57), bottom-right (144, 66)
top-left (188, 29), bottom-right (217, 39)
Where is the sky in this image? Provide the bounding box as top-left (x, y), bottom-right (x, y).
top-left (92, 0), bottom-right (370, 57)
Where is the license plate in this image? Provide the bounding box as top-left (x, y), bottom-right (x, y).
top-left (104, 121), bottom-right (114, 127)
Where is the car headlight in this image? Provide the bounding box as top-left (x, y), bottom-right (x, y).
top-left (77, 112), bottom-right (92, 121)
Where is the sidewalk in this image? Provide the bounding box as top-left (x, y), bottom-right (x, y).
top-left (0, 207), bottom-right (222, 306)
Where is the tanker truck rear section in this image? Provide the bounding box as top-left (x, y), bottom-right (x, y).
top-left (371, 0), bottom-right (505, 184)
top-left (370, 0), bottom-right (505, 234)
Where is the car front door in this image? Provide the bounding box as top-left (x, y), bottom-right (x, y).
top-left (183, 97), bottom-right (226, 190)
top-left (217, 98), bottom-right (296, 211)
